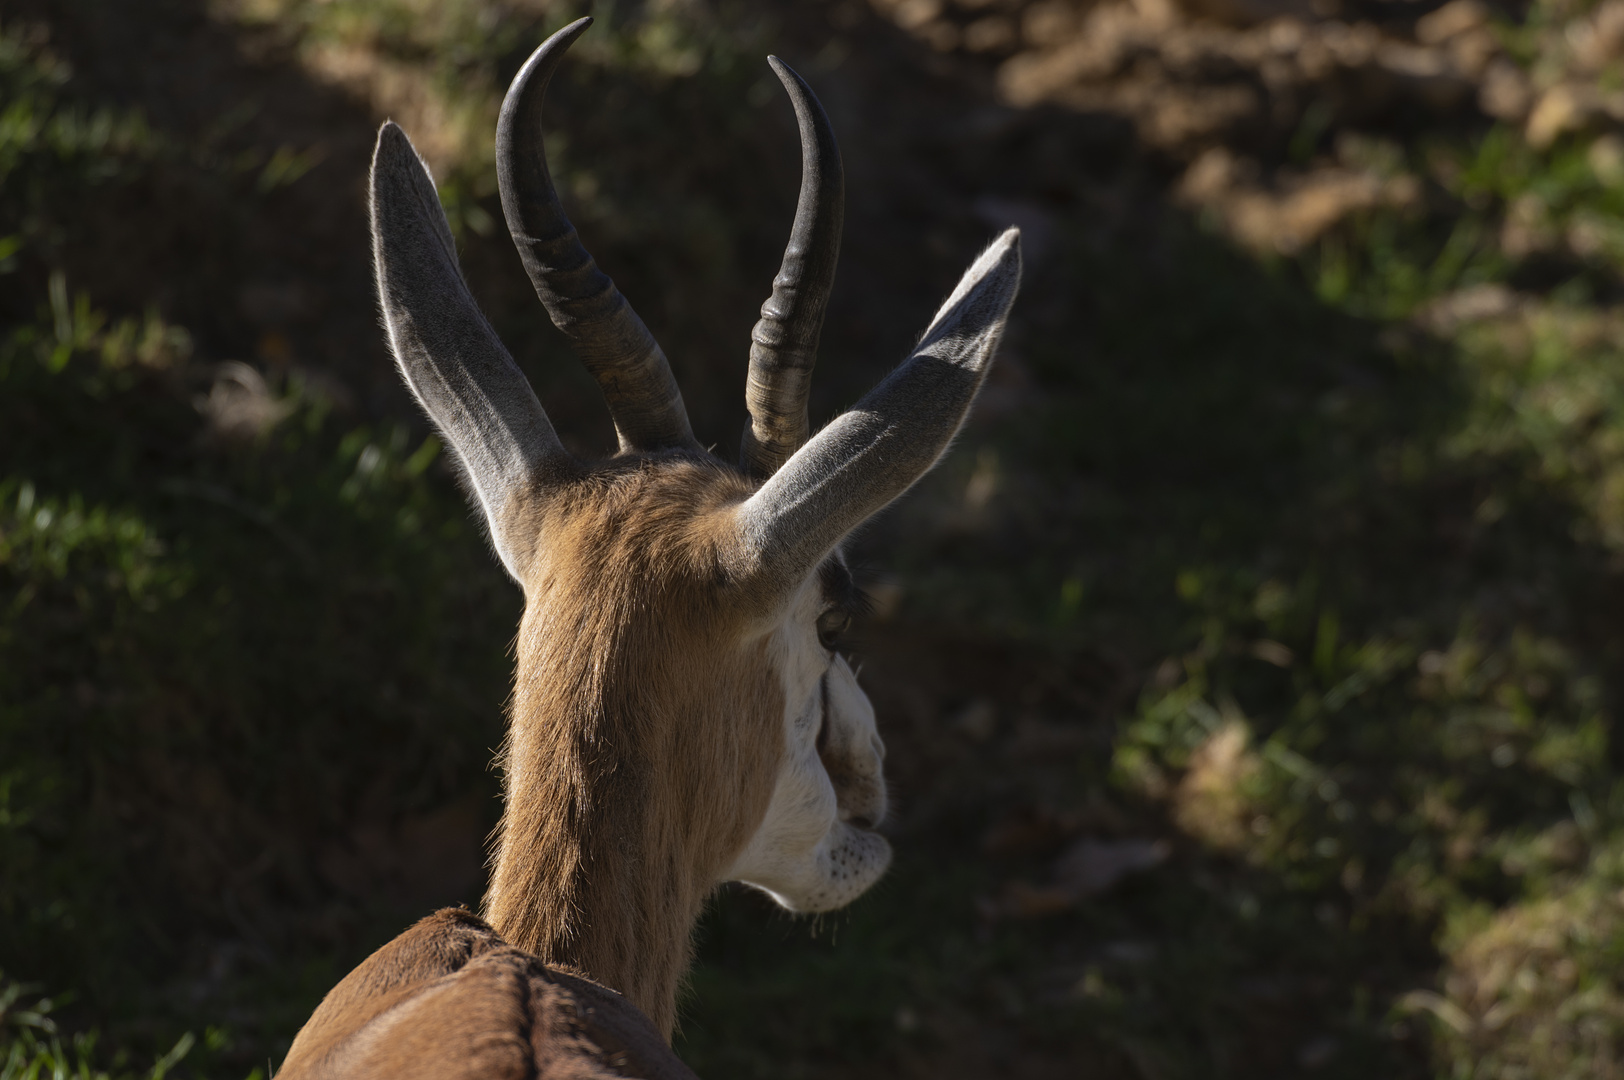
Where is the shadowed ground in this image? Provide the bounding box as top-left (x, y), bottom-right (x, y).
top-left (5, 1), bottom-right (1624, 1078)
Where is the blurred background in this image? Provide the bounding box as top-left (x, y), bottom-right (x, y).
top-left (3, 0), bottom-right (1623, 1076)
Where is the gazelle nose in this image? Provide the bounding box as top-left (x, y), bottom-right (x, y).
top-left (837, 779), bottom-right (887, 832)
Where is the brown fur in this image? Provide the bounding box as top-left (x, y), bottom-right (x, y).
top-left (484, 456), bottom-right (781, 1039)
top-left (278, 908), bottom-right (696, 1080)
top-left (283, 456), bottom-right (785, 1076)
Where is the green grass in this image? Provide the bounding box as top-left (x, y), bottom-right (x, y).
top-left (10, 0), bottom-right (1624, 1077)
top-left (0, 17), bottom-right (515, 1068)
top-left (2, 976), bottom-right (222, 1080)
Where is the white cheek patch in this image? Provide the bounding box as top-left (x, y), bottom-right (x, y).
top-left (762, 823), bottom-right (891, 914)
top-left (723, 585), bottom-right (892, 913)
top-left (728, 784), bottom-right (893, 916)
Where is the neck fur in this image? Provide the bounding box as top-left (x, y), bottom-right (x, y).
top-left (481, 467), bottom-right (781, 1039)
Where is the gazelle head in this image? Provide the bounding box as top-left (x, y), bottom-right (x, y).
top-left (369, 17), bottom-right (1019, 1035)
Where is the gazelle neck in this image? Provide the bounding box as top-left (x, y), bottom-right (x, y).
top-left (481, 483), bottom-right (784, 1039)
top-left (483, 711), bottom-right (708, 1038)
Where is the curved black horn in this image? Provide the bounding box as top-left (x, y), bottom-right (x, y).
top-left (741, 57), bottom-right (845, 479)
top-left (497, 17), bottom-right (698, 453)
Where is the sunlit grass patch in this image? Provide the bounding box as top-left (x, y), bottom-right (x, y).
top-left (1417, 837), bottom-right (1624, 1078)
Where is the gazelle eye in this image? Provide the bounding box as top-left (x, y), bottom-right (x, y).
top-left (817, 608), bottom-right (851, 650)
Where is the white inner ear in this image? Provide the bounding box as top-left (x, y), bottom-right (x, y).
top-left (724, 574), bottom-right (891, 913)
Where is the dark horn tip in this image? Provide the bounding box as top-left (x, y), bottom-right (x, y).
top-left (504, 17), bottom-right (594, 109)
top-left (549, 15), bottom-right (594, 46)
top-left (553, 14), bottom-right (594, 38)
top-left (763, 58), bottom-right (838, 160)
top-left (766, 55), bottom-right (805, 89)
top-left (555, 14), bottom-right (593, 41)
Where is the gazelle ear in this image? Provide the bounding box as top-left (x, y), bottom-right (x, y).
top-left (371, 122), bottom-right (575, 581)
top-left (735, 228), bottom-right (1022, 590)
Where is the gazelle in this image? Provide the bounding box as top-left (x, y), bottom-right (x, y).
top-left (278, 17), bottom-right (1019, 1079)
